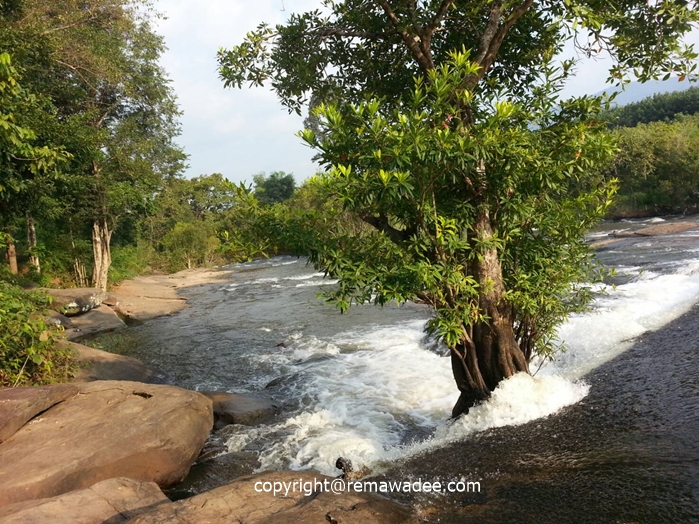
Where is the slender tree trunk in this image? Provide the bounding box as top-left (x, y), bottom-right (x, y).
top-left (6, 237), bottom-right (18, 274)
top-left (450, 207), bottom-right (529, 418)
top-left (92, 218), bottom-right (112, 291)
top-left (26, 215), bottom-right (40, 273)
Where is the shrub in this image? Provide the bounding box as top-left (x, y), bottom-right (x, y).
top-left (0, 282), bottom-right (74, 386)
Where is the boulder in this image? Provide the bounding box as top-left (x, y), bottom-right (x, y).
top-left (0, 384), bottom-right (78, 443)
top-left (124, 471), bottom-right (413, 524)
top-left (0, 477), bottom-right (168, 524)
top-left (0, 381), bottom-right (213, 507)
top-left (633, 221), bottom-right (699, 236)
top-left (63, 341), bottom-right (162, 383)
top-left (64, 307), bottom-right (126, 340)
top-left (201, 391), bottom-right (279, 428)
top-left (45, 311), bottom-right (74, 329)
top-left (46, 288), bottom-right (109, 317)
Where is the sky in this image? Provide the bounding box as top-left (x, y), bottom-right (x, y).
top-left (152, 1), bottom-right (697, 184)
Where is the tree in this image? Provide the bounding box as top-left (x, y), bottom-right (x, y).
top-left (610, 115), bottom-right (699, 216)
top-left (253, 171), bottom-right (296, 205)
top-left (0, 52), bottom-right (66, 276)
top-left (605, 86), bottom-right (699, 127)
top-left (219, 1), bottom-right (699, 418)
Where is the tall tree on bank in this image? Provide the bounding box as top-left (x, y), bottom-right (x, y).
top-left (220, 1), bottom-right (698, 418)
top-left (1, 0), bottom-right (186, 290)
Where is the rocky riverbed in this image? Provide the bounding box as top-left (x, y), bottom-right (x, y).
top-left (0, 268), bottom-right (414, 523)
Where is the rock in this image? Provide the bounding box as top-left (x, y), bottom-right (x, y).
top-left (0, 477), bottom-right (168, 524)
top-left (45, 311), bottom-right (74, 329)
top-left (633, 221), bottom-right (699, 236)
top-left (0, 381), bottom-right (213, 507)
top-left (124, 471), bottom-right (413, 524)
top-left (45, 288), bottom-right (109, 317)
top-left (0, 384), bottom-right (78, 443)
top-left (201, 391), bottom-right (278, 428)
top-left (166, 451), bottom-right (260, 500)
top-left (64, 307), bottom-right (126, 340)
top-left (63, 341), bottom-right (163, 383)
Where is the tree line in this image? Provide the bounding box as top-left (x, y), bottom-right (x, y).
top-left (604, 88), bottom-right (699, 217)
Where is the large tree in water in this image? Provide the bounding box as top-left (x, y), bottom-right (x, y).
top-left (219, 0), bottom-right (698, 417)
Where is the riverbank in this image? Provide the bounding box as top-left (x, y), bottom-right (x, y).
top-left (108, 268), bottom-right (235, 322)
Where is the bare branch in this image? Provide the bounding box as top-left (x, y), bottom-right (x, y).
top-left (477, 0), bottom-right (534, 76)
top-left (475, 1), bottom-right (503, 64)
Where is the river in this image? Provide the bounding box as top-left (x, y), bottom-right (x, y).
top-left (120, 216), bottom-right (699, 523)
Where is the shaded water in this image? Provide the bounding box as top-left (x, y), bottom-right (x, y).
top-left (123, 216), bottom-right (699, 522)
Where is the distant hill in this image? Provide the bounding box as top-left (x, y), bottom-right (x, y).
top-left (594, 78), bottom-right (693, 106)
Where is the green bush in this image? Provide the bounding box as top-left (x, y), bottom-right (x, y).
top-left (0, 282), bottom-right (74, 387)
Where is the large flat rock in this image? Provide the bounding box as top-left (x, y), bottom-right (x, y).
top-left (63, 341), bottom-right (161, 383)
top-left (0, 477), bottom-right (168, 524)
top-left (45, 288), bottom-right (108, 317)
top-left (0, 384), bottom-right (79, 443)
top-left (0, 381), bottom-right (213, 507)
top-left (124, 471), bottom-right (413, 524)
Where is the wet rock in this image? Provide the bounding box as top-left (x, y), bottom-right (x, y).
top-left (124, 471), bottom-right (413, 524)
top-left (166, 451), bottom-right (260, 500)
top-left (0, 477), bottom-right (168, 524)
top-left (45, 288), bottom-right (108, 317)
top-left (64, 341), bottom-right (162, 383)
top-left (633, 221), bottom-right (699, 236)
top-left (64, 307), bottom-right (126, 340)
top-left (0, 381), bottom-right (213, 507)
top-left (201, 391), bottom-right (279, 428)
top-left (336, 457), bottom-right (372, 481)
top-left (0, 384), bottom-right (79, 443)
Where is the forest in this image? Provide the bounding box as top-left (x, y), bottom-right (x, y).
top-left (1, 0), bottom-right (698, 397)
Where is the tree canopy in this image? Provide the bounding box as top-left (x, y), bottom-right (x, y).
top-left (219, 0), bottom-right (699, 417)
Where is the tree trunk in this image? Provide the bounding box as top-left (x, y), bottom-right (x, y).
top-left (450, 207), bottom-right (529, 418)
top-left (92, 218), bottom-right (112, 291)
top-left (26, 215), bottom-right (40, 273)
top-left (6, 237), bottom-right (18, 274)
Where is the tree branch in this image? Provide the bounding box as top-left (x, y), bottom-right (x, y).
top-left (477, 0), bottom-right (534, 77)
top-left (375, 0), bottom-right (434, 72)
top-left (425, 0), bottom-right (454, 37)
top-left (360, 212), bottom-right (412, 244)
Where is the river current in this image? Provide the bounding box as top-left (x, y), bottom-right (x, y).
top-left (122, 216), bottom-right (699, 522)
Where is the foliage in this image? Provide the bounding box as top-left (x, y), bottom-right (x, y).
top-left (253, 171), bottom-right (296, 205)
top-left (302, 52), bottom-right (617, 355)
top-left (605, 86), bottom-right (699, 128)
top-left (0, 281), bottom-right (73, 387)
top-left (609, 114), bottom-right (699, 216)
top-left (161, 221), bottom-right (220, 270)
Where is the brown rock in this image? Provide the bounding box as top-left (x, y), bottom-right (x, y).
top-left (633, 221), bottom-right (699, 236)
top-left (64, 307), bottom-right (126, 340)
top-left (202, 391), bottom-right (278, 428)
top-left (45, 288), bottom-right (108, 317)
top-left (0, 477), bottom-right (168, 524)
top-left (0, 384), bottom-right (78, 443)
top-left (124, 471), bottom-right (413, 524)
top-left (0, 381), bottom-right (213, 507)
top-left (63, 341), bottom-right (160, 383)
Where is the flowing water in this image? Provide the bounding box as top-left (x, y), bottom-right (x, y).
top-left (123, 216), bottom-right (699, 522)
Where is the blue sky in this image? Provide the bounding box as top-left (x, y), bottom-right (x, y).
top-left (153, 1), bottom-right (697, 184)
